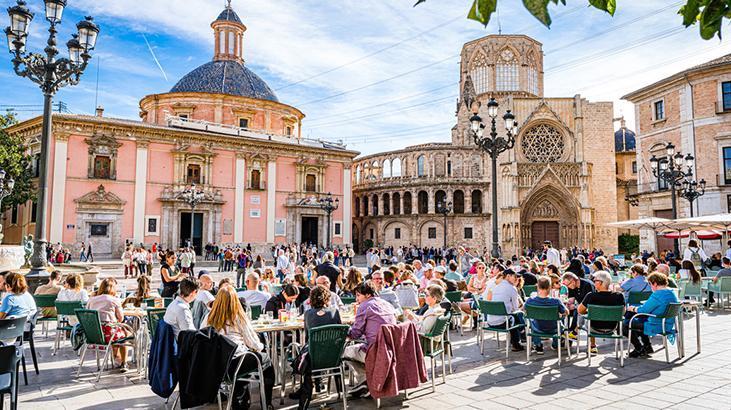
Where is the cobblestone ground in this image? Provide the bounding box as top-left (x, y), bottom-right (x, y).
top-left (16, 265), bottom-right (731, 409)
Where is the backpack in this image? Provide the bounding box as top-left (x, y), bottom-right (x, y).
top-left (690, 249), bottom-right (702, 267)
top-left (70, 323), bottom-right (86, 351)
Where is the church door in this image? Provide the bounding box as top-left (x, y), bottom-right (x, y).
top-left (531, 221), bottom-right (559, 250)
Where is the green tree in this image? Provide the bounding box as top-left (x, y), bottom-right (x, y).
top-left (0, 111), bottom-right (35, 212)
top-left (415, 0), bottom-right (731, 40)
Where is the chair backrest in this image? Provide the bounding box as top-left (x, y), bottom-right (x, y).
top-left (0, 345), bottom-right (20, 374)
top-left (522, 285), bottom-right (537, 296)
top-left (0, 317), bottom-right (27, 341)
top-left (658, 302), bottom-right (683, 319)
top-left (55, 300), bottom-right (84, 316)
top-left (718, 277), bottom-right (731, 292)
top-left (270, 284), bottom-right (283, 295)
top-left (340, 296), bottom-right (355, 305)
top-left (74, 309), bottom-right (107, 345)
top-left (524, 304), bottom-right (560, 321)
top-left (308, 324), bottom-right (350, 371)
top-left (444, 291), bottom-right (463, 303)
top-left (147, 308), bottom-right (167, 339)
top-left (478, 300), bottom-right (508, 317)
top-left (249, 304), bottom-right (262, 321)
top-left (163, 298), bottom-right (174, 308)
top-left (34, 294), bottom-right (58, 309)
top-left (586, 304), bottom-right (624, 322)
top-left (680, 280), bottom-right (702, 298)
top-left (627, 291), bottom-right (653, 305)
top-left (423, 315), bottom-right (450, 338)
top-left (143, 297), bottom-right (157, 307)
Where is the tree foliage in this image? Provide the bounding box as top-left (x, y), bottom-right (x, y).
top-left (0, 112), bottom-right (35, 212)
top-left (415, 0), bottom-right (731, 40)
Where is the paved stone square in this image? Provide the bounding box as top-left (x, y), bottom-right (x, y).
top-left (13, 266), bottom-right (731, 409)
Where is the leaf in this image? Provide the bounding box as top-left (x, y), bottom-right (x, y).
top-left (523, 0), bottom-right (552, 27)
top-left (588, 0), bottom-right (616, 16)
top-left (679, 0), bottom-right (701, 26)
top-left (699, 0), bottom-right (725, 39)
top-left (468, 0), bottom-right (498, 26)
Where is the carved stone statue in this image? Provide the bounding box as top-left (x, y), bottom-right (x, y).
top-left (22, 234), bottom-right (34, 267)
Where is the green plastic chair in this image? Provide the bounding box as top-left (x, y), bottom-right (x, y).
top-left (707, 277), bottom-right (731, 309)
top-left (524, 304), bottom-right (571, 366)
top-left (419, 316), bottom-right (450, 392)
top-left (249, 305), bottom-right (262, 321)
top-left (340, 296), bottom-right (355, 305)
top-left (33, 294), bottom-right (58, 336)
top-left (53, 301), bottom-right (84, 354)
top-left (477, 300), bottom-right (525, 359)
top-left (522, 285), bottom-right (538, 297)
top-left (444, 291), bottom-right (463, 303)
top-left (678, 280), bottom-right (702, 302)
top-left (142, 297), bottom-right (157, 307)
top-left (627, 302), bottom-right (683, 363)
top-left (444, 291), bottom-right (465, 335)
top-left (270, 284), bottom-right (283, 295)
top-left (146, 308), bottom-right (167, 340)
top-left (162, 298), bottom-right (174, 308)
top-left (576, 305), bottom-right (625, 367)
top-left (74, 309), bottom-right (135, 382)
top-left (627, 291), bottom-right (653, 306)
top-left (307, 324), bottom-right (350, 408)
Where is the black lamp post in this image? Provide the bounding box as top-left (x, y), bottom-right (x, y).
top-left (318, 192), bottom-right (339, 250)
top-left (0, 169), bottom-right (16, 244)
top-left (436, 200), bottom-right (452, 249)
top-left (469, 97), bottom-right (519, 259)
top-left (5, 0), bottom-right (98, 281)
top-left (649, 142), bottom-right (694, 256)
top-left (680, 177), bottom-right (706, 217)
top-left (178, 184), bottom-right (205, 253)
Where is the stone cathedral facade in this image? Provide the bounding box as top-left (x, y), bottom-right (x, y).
top-left (352, 34), bottom-right (618, 255)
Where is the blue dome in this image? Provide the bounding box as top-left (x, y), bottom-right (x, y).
top-left (216, 7), bottom-right (242, 24)
top-left (615, 126), bottom-right (636, 152)
top-left (170, 60), bottom-right (279, 102)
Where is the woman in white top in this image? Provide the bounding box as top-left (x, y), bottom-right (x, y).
top-left (405, 284), bottom-right (445, 336)
top-left (57, 273), bottom-right (89, 325)
top-left (86, 278), bottom-right (132, 370)
top-left (202, 285), bottom-right (274, 409)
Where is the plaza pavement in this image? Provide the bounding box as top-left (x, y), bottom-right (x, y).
top-left (15, 266), bottom-right (731, 409)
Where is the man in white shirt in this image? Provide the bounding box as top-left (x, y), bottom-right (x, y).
top-left (412, 259), bottom-right (424, 280)
top-left (276, 249), bottom-right (290, 282)
top-left (238, 272), bottom-right (271, 308)
top-left (485, 270), bottom-right (525, 351)
top-left (163, 278), bottom-right (199, 337)
top-left (195, 273), bottom-right (215, 306)
top-left (544, 241), bottom-right (561, 267)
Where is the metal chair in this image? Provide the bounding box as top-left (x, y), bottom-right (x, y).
top-left (75, 309), bottom-right (135, 382)
top-left (522, 285), bottom-right (538, 297)
top-left (307, 324), bottom-right (350, 409)
top-left (477, 300), bottom-right (525, 359)
top-left (706, 277), bottom-right (731, 309)
top-left (419, 316), bottom-right (450, 392)
top-left (53, 301), bottom-right (84, 354)
top-left (222, 351), bottom-right (268, 410)
top-left (575, 305), bottom-right (625, 367)
top-left (0, 318), bottom-right (27, 386)
top-left (627, 302), bottom-right (683, 363)
top-left (444, 291), bottom-right (465, 335)
top-left (0, 345), bottom-right (21, 410)
top-left (32, 294), bottom-right (57, 337)
top-left (525, 304), bottom-right (571, 366)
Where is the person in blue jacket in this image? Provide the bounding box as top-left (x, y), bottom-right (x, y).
top-left (624, 272), bottom-right (679, 358)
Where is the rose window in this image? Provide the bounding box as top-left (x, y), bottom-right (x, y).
top-left (521, 124), bottom-right (564, 163)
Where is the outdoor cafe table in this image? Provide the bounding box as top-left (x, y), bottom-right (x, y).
top-left (678, 300), bottom-right (702, 357)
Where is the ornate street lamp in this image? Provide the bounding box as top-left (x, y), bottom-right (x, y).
top-left (0, 169), bottom-right (16, 244)
top-left (680, 177), bottom-right (706, 217)
top-left (5, 0), bottom-right (99, 281)
top-left (649, 142), bottom-right (695, 255)
top-left (178, 184), bottom-right (205, 252)
top-left (469, 97), bottom-right (519, 259)
top-left (436, 200), bottom-right (452, 249)
top-left (318, 192), bottom-right (339, 249)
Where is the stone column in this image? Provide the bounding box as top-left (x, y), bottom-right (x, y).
top-left (234, 154), bottom-right (246, 243)
top-left (49, 134), bottom-right (69, 244)
top-left (428, 189), bottom-right (435, 214)
top-left (266, 160), bottom-right (276, 243)
top-left (411, 191), bottom-right (418, 215)
top-left (342, 167), bottom-right (352, 246)
top-left (465, 189), bottom-right (472, 214)
top-left (133, 139), bottom-right (149, 244)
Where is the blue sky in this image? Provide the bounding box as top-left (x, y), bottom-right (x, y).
top-left (1, 0), bottom-right (729, 155)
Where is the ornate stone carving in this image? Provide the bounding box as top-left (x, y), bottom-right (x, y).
top-left (521, 123), bottom-right (564, 163)
top-left (74, 185), bottom-right (126, 212)
top-left (532, 200), bottom-right (559, 218)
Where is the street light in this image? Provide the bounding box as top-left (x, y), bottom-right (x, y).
top-left (0, 169), bottom-right (16, 244)
top-left (649, 142), bottom-right (695, 256)
top-left (5, 0), bottom-right (99, 283)
top-left (178, 184), bottom-right (205, 253)
top-left (318, 192), bottom-right (339, 249)
top-left (436, 200), bottom-right (452, 249)
top-left (680, 177), bottom-right (706, 217)
top-left (469, 97), bottom-right (519, 258)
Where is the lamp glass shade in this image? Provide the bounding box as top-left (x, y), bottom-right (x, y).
top-left (4, 27), bottom-right (17, 52)
top-left (44, 0), bottom-right (66, 24)
top-left (684, 153), bottom-right (694, 168)
top-left (503, 110), bottom-right (515, 131)
top-left (674, 152), bottom-right (684, 167)
top-left (469, 114), bottom-right (481, 132)
top-left (8, 1), bottom-right (33, 36)
top-left (650, 156), bottom-right (658, 170)
top-left (511, 124), bottom-right (518, 136)
top-left (77, 16), bottom-right (99, 50)
top-left (666, 142), bottom-right (675, 156)
top-left (487, 98), bottom-right (498, 118)
top-left (67, 35), bottom-right (82, 64)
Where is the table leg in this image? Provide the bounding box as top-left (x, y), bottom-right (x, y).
top-left (695, 305), bottom-right (701, 353)
top-left (678, 310), bottom-right (685, 358)
top-left (280, 330), bottom-right (286, 405)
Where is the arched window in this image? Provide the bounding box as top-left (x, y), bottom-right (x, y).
top-left (383, 159), bottom-right (391, 178)
top-left (355, 166), bottom-right (361, 184)
top-left (228, 31), bottom-right (235, 54)
top-left (355, 197), bottom-right (360, 217)
top-left (250, 169), bottom-right (261, 190)
top-left (382, 193), bottom-right (390, 215)
top-left (392, 192), bottom-right (401, 215)
top-left (496, 48), bottom-right (519, 91)
top-left (453, 190), bottom-right (464, 214)
top-left (469, 51), bottom-right (489, 94)
top-left (472, 190), bottom-right (483, 213)
top-left (392, 158), bottom-right (402, 177)
top-left (363, 196), bottom-right (369, 216)
top-left (305, 174), bottom-right (317, 192)
top-left (372, 194), bottom-right (379, 216)
top-left (418, 191), bottom-right (429, 214)
top-left (435, 190), bottom-right (447, 210)
top-left (187, 164), bottom-right (201, 184)
top-left (417, 155), bottom-right (425, 176)
top-left (526, 51), bottom-right (539, 95)
top-left (219, 30), bottom-right (225, 54)
top-left (403, 192), bottom-right (412, 214)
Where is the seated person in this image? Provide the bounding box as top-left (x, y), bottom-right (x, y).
top-left (202, 286), bottom-right (275, 409)
top-left (294, 273), bottom-right (311, 306)
top-left (195, 274), bottom-right (216, 306)
top-left (302, 276), bottom-right (344, 311)
top-left (86, 278), bottom-right (131, 370)
top-left (485, 270), bottom-right (525, 352)
top-left (0, 272), bottom-right (37, 320)
top-left (434, 266), bottom-right (458, 292)
top-left (524, 277), bottom-right (567, 355)
top-left (394, 279), bottom-right (419, 309)
top-left (122, 275), bottom-right (157, 307)
top-left (34, 270), bottom-right (63, 317)
top-left (577, 271), bottom-right (625, 355)
top-left (264, 284), bottom-right (299, 319)
top-left (561, 272), bottom-right (595, 335)
top-left (343, 281), bottom-right (397, 398)
top-left (162, 278), bottom-right (199, 337)
top-left (237, 272), bottom-right (271, 309)
top-left (405, 284), bottom-right (445, 335)
top-left (57, 273), bottom-right (89, 325)
top-left (290, 285), bottom-right (343, 409)
top-left (623, 273), bottom-right (679, 358)
top-left (371, 270), bottom-right (402, 315)
top-left (621, 264), bottom-right (651, 300)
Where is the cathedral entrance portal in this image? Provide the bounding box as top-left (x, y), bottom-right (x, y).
top-left (531, 221), bottom-right (559, 250)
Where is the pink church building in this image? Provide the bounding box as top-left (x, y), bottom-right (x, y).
top-left (2, 4), bottom-right (357, 258)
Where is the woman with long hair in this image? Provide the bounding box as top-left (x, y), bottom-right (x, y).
top-left (87, 278), bottom-right (133, 370)
top-left (160, 250), bottom-right (185, 297)
top-left (202, 286), bottom-right (275, 409)
top-left (340, 267), bottom-right (363, 297)
top-left (679, 260), bottom-right (702, 284)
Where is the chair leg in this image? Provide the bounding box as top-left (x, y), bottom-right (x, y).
top-left (557, 336), bottom-right (562, 367)
top-left (20, 354), bottom-right (27, 386)
top-left (505, 332), bottom-right (510, 359)
top-left (663, 336), bottom-right (669, 363)
top-left (29, 336), bottom-right (39, 375)
top-left (431, 357), bottom-right (435, 393)
top-left (97, 347), bottom-right (113, 383)
top-left (77, 345), bottom-right (87, 377)
top-left (441, 350), bottom-right (446, 384)
top-left (619, 337), bottom-right (624, 368)
top-left (1, 392), bottom-right (4, 410)
top-left (341, 365), bottom-right (348, 410)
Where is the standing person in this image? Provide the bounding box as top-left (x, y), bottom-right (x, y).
top-left (179, 248), bottom-right (192, 276)
top-left (79, 242), bottom-right (86, 262)
top-left (122, 246), bottom-right (133, 279)
top-left (314, 251), bottom-right (342, 292)
top-left (683, 239), bottom-right (709, 271)
top-left (544, 241), bottom-right (561, 268)
top-left (86, 242), bottom-right (94, 263)
top-left (160, 250), bottom-right (186, 298)
top-left (276, 249), bottom-right (290, 283)
top-left (236, 250), bottom-right (248, 288)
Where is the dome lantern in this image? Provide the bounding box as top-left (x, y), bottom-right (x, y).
top-left (212, 0), bottom-right (246, 63)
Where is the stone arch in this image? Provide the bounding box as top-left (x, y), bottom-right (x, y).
top-left (418, 190), bottom-right (429, 214)
top-left (383, 158), bottom-right (392, 178)
top-left (363, 196), bottom-right (369, 216)
top-left (417, 155), bottom-right (426, 177)
top-left (435, 190), bottom-right (447, 209)
top-left (382, 193), bottom-right (390, 215)
top-left (354, 197), bottom-right (360, 217)
top-left (355, 165), bottom-right (361, 184)
top-left (392, 158), bottom-right (402, 177)
top-left (418, 219), bottom-right (443, 248)
top-left (520, 176), bottom-right (581, 250)
top-left (403, 191), bottom-right (413, 214)
top-left (392, 192), bottom-right (401, 215)
top-left (471, 190), bottom-right (483, 213)
top-left (371, 194), bottom-right (379, 216)
top-left (453, 190), bottom-right (465, 214)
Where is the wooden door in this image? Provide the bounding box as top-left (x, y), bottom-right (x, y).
top-left (654, 209), bottom-right (674, 253)
top-left (531, 221), bottom-right (560, 250)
